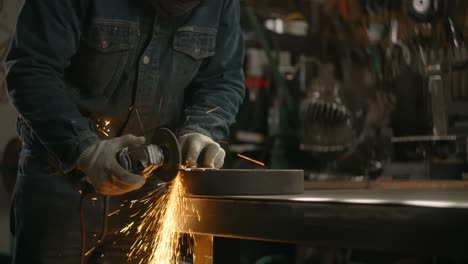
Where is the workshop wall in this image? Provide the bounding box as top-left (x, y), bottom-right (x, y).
top-left (0, 0), bottom-right (22, 257)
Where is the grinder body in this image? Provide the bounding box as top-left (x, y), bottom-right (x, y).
top-left (117, 128), bottom-right (181, 182)
top-left (118, 144), bottom-right (165, 178)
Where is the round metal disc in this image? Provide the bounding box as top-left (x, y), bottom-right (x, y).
top-left (182, 169), bottom-right (304, 196)
top-left (152, 128), bottom-right (181, 182)
top-left (412, 0), bottom-right (431, 14)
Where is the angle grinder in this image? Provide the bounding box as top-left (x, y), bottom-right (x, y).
top-left (117, 128), bottom-right (181, 182)
top-left (116, 128), bottom-right (304, 195)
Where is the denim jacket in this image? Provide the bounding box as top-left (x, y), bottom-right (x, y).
top-left (6, 0), bottom-right (245, 172)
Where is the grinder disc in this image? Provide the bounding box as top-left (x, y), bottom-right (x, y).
top-left (182, 169), bottom-right (304, 196)
top-left (152, 128), bottom-right (181, 182)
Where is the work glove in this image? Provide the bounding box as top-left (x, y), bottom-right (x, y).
top-left (77, 135), bottom-right (147, 195)
top-left (179, 133), bottom-right (225, 168)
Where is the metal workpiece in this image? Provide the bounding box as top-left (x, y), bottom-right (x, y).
top-left (181, 169), bottom-right (304, 196)
top-left (182, 189), bottom-right (468, 256)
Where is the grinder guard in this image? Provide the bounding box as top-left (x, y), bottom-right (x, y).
top-left (152, 128), bottom-right (182, 182)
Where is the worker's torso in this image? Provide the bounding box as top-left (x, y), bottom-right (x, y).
top-left (65, 0), bottom-right (223, 139)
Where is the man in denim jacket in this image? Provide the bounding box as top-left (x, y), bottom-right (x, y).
top-left (6, 0), bottom-right (244, 262)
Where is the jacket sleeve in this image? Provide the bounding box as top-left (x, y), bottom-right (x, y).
top-left (179, 0), bottom-right (245, 141)
top-left (6, 0), bottom-right (99, 172)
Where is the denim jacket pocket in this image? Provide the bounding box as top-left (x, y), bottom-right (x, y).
top-left (174, 26), bottom-right (217, 60)
top-left (70, 19), bottom-right (138, 97)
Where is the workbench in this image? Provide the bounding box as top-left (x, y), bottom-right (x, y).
top-left (181, 188), bottom-right (468, 264)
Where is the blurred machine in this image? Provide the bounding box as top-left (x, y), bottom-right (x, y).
top-left (381, 0), bottom-right (468, 179)
top-left (230, 0), bottom-right (468, 180)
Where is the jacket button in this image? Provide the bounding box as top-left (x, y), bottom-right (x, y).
top-left (143, 56), bottom-right (150, 64)
top-left (101, 40), bottom-right (109, 49)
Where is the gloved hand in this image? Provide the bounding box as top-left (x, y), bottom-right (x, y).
top-left (179, 133), bottom-right (225, 168)
top-left (77, 135), bottom-right (147, 195)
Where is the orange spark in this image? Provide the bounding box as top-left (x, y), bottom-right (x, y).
top-left (206, 106), bottom-right (221, 113)
top-left (159, 98), bottom-right (164, 113)
top-left (85, 246), bottom-right (96, 257)
top-left (135, 108), bottom-right (146, 138)
top-left (124, 173), bottom-right (197, 264)
top-left (108, 209), bottom-right (120, 217)
top-left (129, 210), bottom-right (141, 218)
top-left (237, 154), bottom-right (265, 167)
top-left (96, 119), bottom-right (111, 137)
top-left (120, 222), bottom-right (134, 234)
top-left (129, 200), bottom-right (138, 209)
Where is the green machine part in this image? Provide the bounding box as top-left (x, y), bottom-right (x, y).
top-left (245, 8), bottom-right (298, 170)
